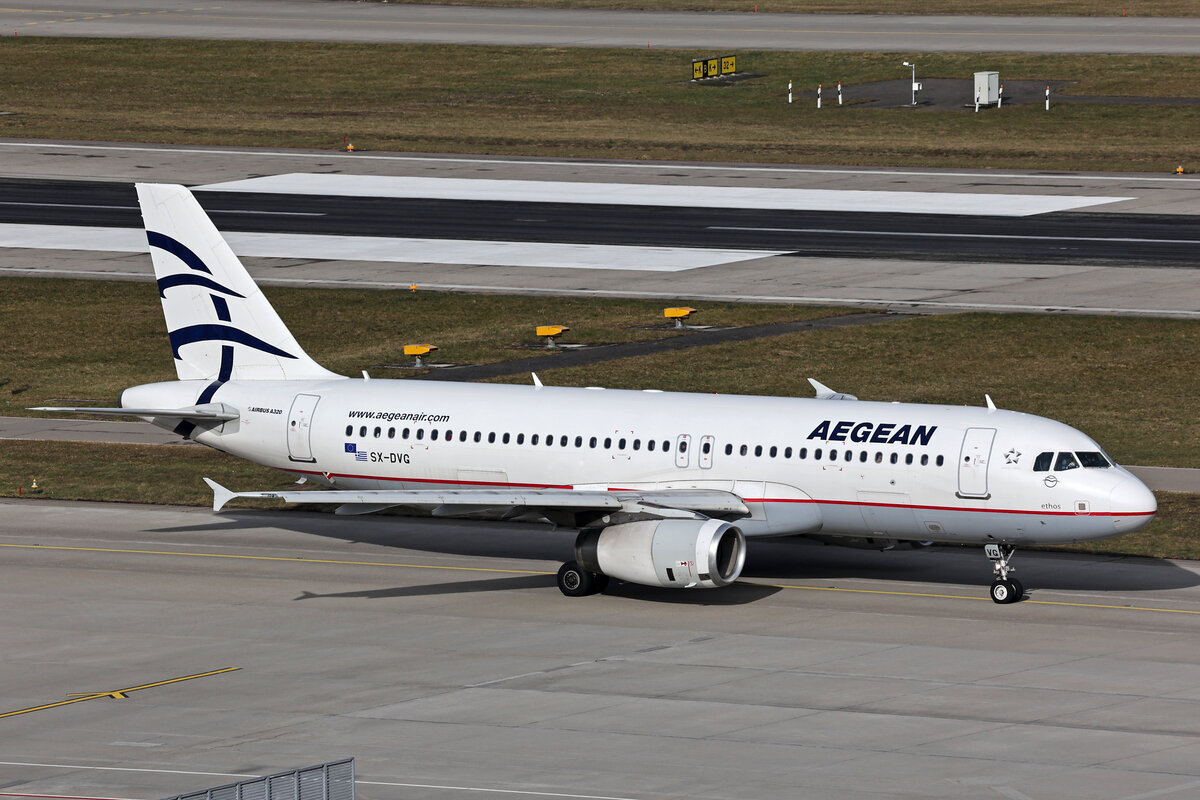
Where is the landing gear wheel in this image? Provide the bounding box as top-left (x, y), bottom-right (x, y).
top-left (984, 544), bottom-right (1022, 604)
top-left (557, 561), bottom-right (596, 597)
top-left (990, 579), bottom-right (1020, 605)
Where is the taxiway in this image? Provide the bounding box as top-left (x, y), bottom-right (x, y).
top-left (3, 499), bottom-right (1200, 800)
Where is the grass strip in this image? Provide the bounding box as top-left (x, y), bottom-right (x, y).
top-left (2, 39), bottom-right (1199, 170)
top-left (2, 278), bottom-right (1198, 467)
top-left (3, 440), bottom-right (1195, 561)
top-left (0, 277), bottom-right (839, 415)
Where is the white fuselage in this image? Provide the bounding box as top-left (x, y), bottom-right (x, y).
top-left (124, 377), bottom-right (1157, 546)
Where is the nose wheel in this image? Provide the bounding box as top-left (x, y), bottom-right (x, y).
top-left (985, 544), bottom-right (1023, 604)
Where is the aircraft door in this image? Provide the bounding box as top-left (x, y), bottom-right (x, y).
top-left (287, 393), bottom-right (320, 463)
top-left (699, 435), bottom-right (715, 469)
top-left (675, 434), bottom-right (692, 468)
top-left (958, 427), bottom-right (996, 498)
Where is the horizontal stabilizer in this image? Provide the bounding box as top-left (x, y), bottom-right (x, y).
top-left (33, 404), bottom-right (238, 421)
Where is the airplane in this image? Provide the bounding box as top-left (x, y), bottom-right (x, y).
top-left (35, 183), bottom-right (1157, 605)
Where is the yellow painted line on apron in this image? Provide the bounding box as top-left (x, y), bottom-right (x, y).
top-left (0, 668), bottom-right (239, 719)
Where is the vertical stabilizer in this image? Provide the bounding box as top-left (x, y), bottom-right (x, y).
top-left (136, 183), bottom-right (343, 382)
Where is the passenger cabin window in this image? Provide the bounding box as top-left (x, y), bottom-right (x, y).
top-left (345, 425), bottom-right (353, 436)
top-left (1055, 452), bottom-right (1080, 471)
top-left (1033, 451), bottom-right (1053, 471)
top-left (725, 443), bottom-right (733, 456)
top-left (1077, 451), bottom-right (1111, 468)
top-left (388, 427), bottom-right (395, 439)
top-left (416, 428), bottom-right (424, 440)
top-left (359, 426), bottom-right (367, 437)
top-left (374, 426), bottom-right (381, 438)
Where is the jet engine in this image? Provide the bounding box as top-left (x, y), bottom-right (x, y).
top-left (575, 518), bottom-right (746, 589)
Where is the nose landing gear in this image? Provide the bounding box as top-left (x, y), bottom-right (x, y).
top-left (985, 544), bottom-right (1023, 604)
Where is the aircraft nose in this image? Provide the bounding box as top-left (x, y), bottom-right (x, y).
top-left (1110, 474), bottom-right (1157, 532)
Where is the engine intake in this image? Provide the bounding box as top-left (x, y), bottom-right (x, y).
top-left (576, 519), bottom-right (746, 589)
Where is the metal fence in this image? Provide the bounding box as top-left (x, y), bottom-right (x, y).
top-left (160, 758), bottom-right (354, 800)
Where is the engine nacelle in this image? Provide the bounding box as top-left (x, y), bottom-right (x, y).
top-left (576, 519), bottom-right (746, 589)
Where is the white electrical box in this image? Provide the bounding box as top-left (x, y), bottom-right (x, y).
top-left (974, 71), bottom-right (999, 104)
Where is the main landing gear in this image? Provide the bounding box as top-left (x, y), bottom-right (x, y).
top-left (556, 561), bottom-right (610, 597)
top-left (985, 543), bottom-right (1023, 604)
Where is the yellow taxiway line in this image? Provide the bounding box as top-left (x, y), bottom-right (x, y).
top-left (0, 667), bottom-right (239, 720)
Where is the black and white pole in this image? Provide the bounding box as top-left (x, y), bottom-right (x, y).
top-left (817, 83), bottom-right (822, 109)
top-left (1045, 85), bottom-right (1050, 111)
top-left (998, 83), bottom-right (1003, 109)
top-left (975, 88), bottom-right (980, 113)
top-left (788, 79), bottom-right (792, 104)
top-left (838, 80), bottom-right (843, 105)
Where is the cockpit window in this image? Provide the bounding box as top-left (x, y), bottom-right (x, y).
top-left (1054, 452), bottom-right (1080, 471)
top-left (1076, 451), bottom-right (1111, 468)
top-left (1033, 452), bottom-right (1053, 472)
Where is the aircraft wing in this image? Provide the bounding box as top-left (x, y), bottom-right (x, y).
top-left (203, 479), bottom-right (749, 520)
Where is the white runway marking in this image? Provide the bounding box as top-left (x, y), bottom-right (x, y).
top-left (0, 224), bottom-right (781, 272)
top-left (197, 174), bottom-right (1132, 217)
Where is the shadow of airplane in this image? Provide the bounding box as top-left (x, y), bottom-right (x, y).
top-left (156, 507), bottom-right (1199, 600)
top-left (293, 573), bottom-right (780, 605)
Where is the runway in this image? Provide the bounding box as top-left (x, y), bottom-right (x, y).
top-left (2, 499), bottom-right (1200, 800)
top-left (5, 176), bottom-right (1200, 268)
top-left (4, 1), bottom-right (1200, 54)
top-left (4, 144), bottom-right (1200, 316)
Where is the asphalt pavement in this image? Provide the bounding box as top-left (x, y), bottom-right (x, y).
top-left (4, 2), bottom-right (1200, 54)
top-left (3, 499), bottom-right (1200, 800)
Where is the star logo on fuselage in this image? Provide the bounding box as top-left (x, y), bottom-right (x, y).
top-left (1004, 448), bottom-right (1021, 465)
